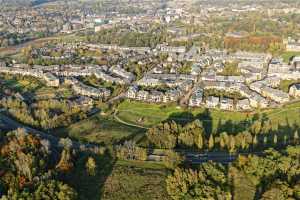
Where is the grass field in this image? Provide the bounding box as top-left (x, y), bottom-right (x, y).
top-left (281, 51), bottom-right (300, 63)
top-left (56, 114), bottom-right (145, 145)
top-left (117, 100), bottom-right (300, 133)
top-left (117, 100), bottom-right (250, 132)
top-left (102, 163), bottom-right (170, 200)
top-left (66, 149), bottom-right (169, 200)
top-left (117, 100), bottom-right (183, 127)
top-left (34, 86), bottom-right (74, 99)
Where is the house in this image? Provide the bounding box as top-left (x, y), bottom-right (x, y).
top-left (238, 61), bottom-right (265, 69)
top-left (249, 81), bottom-right (265, 93)
top-left (149, 91), bottom-right (163, 102)
top-left (286, 40), bottom-right (300, 52)
top-left (268, 62), bottom-right (291, 75)
top-left (249, 94), bottom-right (268, 108)
top-left (264, 76), bottom-right (281, 88)
top-left (75, 96), bottom-right (94, 107)
top-left (72, 81), bottom-right (110, 98)
top-left (43, 72), bottom-right (59, 87)
top-left (158, 44), bottom-right (186, 54)
top-left (109, 65), bottom-right (135, 82)
top-left (220, 97), bottom-right (234, 110)
top-left (190, 63), bottom-right (202, 75)
top-left (189, 88), bottom-right (203, 107)
top-left (214, 61), bottom-right (225, 73)
top-left (236, 99), bottom-right (251, 110)
top-left (127, 85), bottom-right (139, 99)
top-left (137, 90), bottom-right (149, 101)
top-left (261, 87), bottom-right (290, 103)
top-left (292, 56), bottom-right (300, 69)
top-left (165, 89), bottom-right (181, 102)
top-left (137, 77), bottom-right (161, 87)
top-left (206, 96), bottom-right (219, 108)
top-left (289, 84), bottom-right (300, 97)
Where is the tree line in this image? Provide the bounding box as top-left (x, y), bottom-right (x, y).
top-left (146, 118), bottom-right (300, 153)
top-left (0, 96), bottom-right (89, 130)
top-left (166, 146), bottom-right (300, 200)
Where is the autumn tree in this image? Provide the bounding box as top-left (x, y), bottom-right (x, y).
top-left (86, 157), bottom-right (97, 176)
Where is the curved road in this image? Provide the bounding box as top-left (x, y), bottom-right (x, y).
top-left (113, 110), bottom-right (149, 130)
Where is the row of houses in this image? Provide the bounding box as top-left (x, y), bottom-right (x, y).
top-left (126, 85), bottom-right (186, 103)
top-left (137, 73), bottom-right (196, 87)
top-left (85, 43), bottom-right (151, 53)
top-left (0, 63), bottom-right (136, 85)
top-left (0, 64), bottom-right (60, 87)
top-left (249, 79), bottom-right (290, 103)
top-left (0, 64), bottom-right (111, 98)
top-left (189, 82), bottom-right (267, 110)
top-left (65, 78), bottom-right (111, 98)
top-left (189, 90), bottom-right (252, 111)
top-left (201, 73), bottom-right (245, 83)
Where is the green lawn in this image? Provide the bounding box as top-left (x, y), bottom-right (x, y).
top-left (281, 51), bottom-right (300, 63)
top-left (117, 100), bottom-right (183, 127)
top-left (56, 114), bottom-right (145, 145)
top-left (261, 101), bottom-right (300, 128)
top-left (117, 100), bottom-right (250, 132)
top-left (117, 100), bottom-right (300, 133)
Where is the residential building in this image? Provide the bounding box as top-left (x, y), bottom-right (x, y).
top-left (43, 72), bottom-right (59, 87)
top-left (206, 96), bottom-right (219, 108)
top-left (220, 97), bottom-right (234, 110)
top-left (189, 88), bottom-right (203, 107)
top-left (236, 99), bottom-right (251, 110)
top-left (289, 84), bottom-right (300, 97)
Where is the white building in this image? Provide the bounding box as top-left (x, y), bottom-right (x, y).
top-left (43, 72), bottom-right (59, 87)
top-left (206, 96), bottom-right (219, 108)
top-left (236, 99), bottom-right (251, 110)
top-left (289, 84), bottom-right (300, 97)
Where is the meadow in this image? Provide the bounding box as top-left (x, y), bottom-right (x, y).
top-left (117, 100), bottom-right (300, 134)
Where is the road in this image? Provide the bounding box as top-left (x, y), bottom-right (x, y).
top-left (113, 109), bottom-right (149, 129)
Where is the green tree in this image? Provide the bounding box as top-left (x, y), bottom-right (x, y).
top-left (208, 134), bottom-right (215, 150)
top-left (86, 157), bottom-right (97, 176)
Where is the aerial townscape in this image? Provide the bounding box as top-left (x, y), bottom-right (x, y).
top-left (1, 0), bottom-right (300, 200)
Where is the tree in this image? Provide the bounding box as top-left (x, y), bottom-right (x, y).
top-left (208, 134), bottom-right (214, 150)
top-left (229, 136), bottom-right (236, 153)
top-left (56, 149), bottom-right (74, 172)
top-left (166, 163), bottom-right (231, 200)
top-left (253, 135), bottom-right (258, 147)
top-left (294, 131), bottom-right (299, 144)
top-left (273, 134), bottom-right (278, 146)
top-left (162, 150), bottom-right (182, 169)
top-left (86, 157), bottom-right (97, 176)
top-left (34, 180), bottom-right (77, 200)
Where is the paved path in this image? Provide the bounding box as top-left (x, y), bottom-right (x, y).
top-left (113, 110), bottom-right (149, 130)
